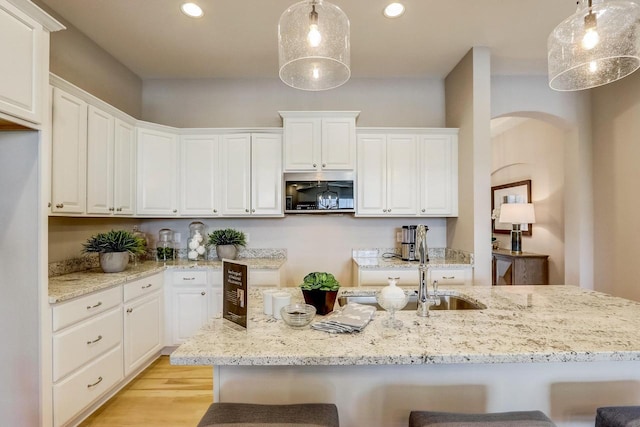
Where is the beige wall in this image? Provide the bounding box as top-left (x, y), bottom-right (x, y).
top-left (33, 1), bottom-right (143, 118)
top-left (445, 47), bottom-right (492, 285)
top-left (49, 217), bottom-right (142, 262)
top-left (592, 72), bottom-right (640, 300)
top-left (141, 77), bottom-right (446, 128)
top-left (491, 118), bottom-right (566, 284)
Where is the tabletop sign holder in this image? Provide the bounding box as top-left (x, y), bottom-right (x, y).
top-left (222, 260), bottom-right (248, 330)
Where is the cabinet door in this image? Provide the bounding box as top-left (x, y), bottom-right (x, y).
top-left (0, 2), bottom-right (42, 123)
top-left (51, 88), bottom-right (87, 214)
top-left (356, 134), bottom-right (387, 215)
top-left (180, 134), bottom-right (220, 216)
top-left (251, 134), bottom-right (283, 215)
top-left (321, 117), bottom-right (356, 170)
top-left (113, 119), bottom-right (136, 215)
top-left (386, 135), bottom-right (418, 215)
top-left (136, 127), bottom-right (178, 215)
top-left (124, 291), bottom-right (163, 375)
top-left (171, 287), bottom-right (210, 344)
top-left (419, 134), bottom-right (458, 216)
top-left (86, 106), bottom-right (114, 215)
top-left (220, 133), bottom-right (251, 215)
top-left (283, 117), bottom-right (321, 171)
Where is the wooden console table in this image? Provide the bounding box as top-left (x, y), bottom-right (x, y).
top-left (492, 249), bottom-right (549, 285)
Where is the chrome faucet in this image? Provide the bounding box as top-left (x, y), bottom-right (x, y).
top-left (416, 224), bottom-right (439, 317)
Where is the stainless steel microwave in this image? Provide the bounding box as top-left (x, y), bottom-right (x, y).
top-left (284, 172), bottom-right (355, 214)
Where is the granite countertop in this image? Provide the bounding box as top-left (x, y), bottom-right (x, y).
top-left (48, 258), bottom-right (286, 304)
top-left (352, 247), bottom-right (473, 269)
top-left (170, 285), bottom-right (640, 366)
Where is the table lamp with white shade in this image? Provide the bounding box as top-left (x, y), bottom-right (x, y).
top-left (499, 203), bottom-right (536, 254)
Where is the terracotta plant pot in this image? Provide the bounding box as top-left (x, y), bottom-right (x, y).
top-left (99, 252), bottom-right (129, 273)
top-left (216, 244), bottom-right (238, 260)
top-left (302, 289), bottom-right (338, 315)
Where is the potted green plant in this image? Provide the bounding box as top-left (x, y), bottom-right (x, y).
top-left (83, 229), bottom-right (146, 273)
top-left (300, 272), bottom-right (341, 315)
top-left (208, 228), bottom-right (246, 260)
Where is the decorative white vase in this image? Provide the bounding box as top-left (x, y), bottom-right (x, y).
top-left (99, 252), bottom-right (130, 273)
top-left (216, 244), bottom-right (238, 260)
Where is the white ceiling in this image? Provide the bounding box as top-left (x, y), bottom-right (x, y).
top-left (39, 0), bottom-right (577, 80)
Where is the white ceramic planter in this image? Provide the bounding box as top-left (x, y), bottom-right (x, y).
top-left (216, 245), bottom-right (238, 260)
top-left (99, 252), bottom-right (130, 273)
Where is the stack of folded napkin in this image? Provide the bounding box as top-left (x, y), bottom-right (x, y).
top-left (311, 303), bottom-right (376, 333)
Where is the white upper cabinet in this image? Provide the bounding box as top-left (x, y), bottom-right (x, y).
top-left (0, 0), bottom-right (49, 124)
top-left (86, 106), bottom-right (114, 215)
top-left (251, 134), bottom-right (283, 215)
top-left (220, 133), bottom-right (251, 216)
top-left (356, 133), bottom-right (418, 216)
top-left (281, 111), bottom-right (358, 171)
top-left (136, 126), bottom-right (179, 216)
top-left (113, 119), bottom-right (136, 215)
top-left (180, 134), bottom-right (221, 216)
top-left (220, 133), bottom-right (283, 216)
top-left (51, 87), bottom-right (87, 214)
top-left (419, 133), bottom-right (458, 216)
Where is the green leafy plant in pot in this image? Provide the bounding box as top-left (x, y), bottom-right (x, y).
top-left (83, 230), bottom-right (146, 273)
top-left (300, 272), bottom-right (341, 315)
top-left (208, 228), bottom-right (246, 260)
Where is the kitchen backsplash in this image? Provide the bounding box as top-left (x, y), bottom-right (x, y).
top-left (49, 248), bottom-right (287, 277)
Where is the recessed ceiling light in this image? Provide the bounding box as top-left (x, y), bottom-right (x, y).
top-left (384, 2), bottom-right (405, 18)
top-left (181, 2), bottom-right (204, 18)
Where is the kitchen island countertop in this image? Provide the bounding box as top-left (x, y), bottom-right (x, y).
top-left (48, 258), bottom-right (286, 304)
top-left (170, 284), bottom-right (640, 366)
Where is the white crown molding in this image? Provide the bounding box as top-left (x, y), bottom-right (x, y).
top-left (7, 0), bottom-right (64, 31)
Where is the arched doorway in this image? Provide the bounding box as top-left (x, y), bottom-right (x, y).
top-left (490, 115), bottom-right (566, 284)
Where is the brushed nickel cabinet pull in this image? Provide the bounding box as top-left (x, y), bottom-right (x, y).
top-left (86, 301), bottom-right (102, 310)
top-left (201, 291), bottom-right (206, 296)
top-left (126, 308), bottom-right (133, 313)
top-left (108, 207), bottom-right (114, 211)
top-left (173, 209), bottom-right (177, 213)
top-left (322, 163), bottom-right (326, 167)
top-left (442, 276), bottom-right (455, 280)
top-left (245, 209), bottom-right (249, 213)
top-left (213, 209), bottom-right (217, 213)
top-left (116, 207), bottom-right (122, 212)
top-left (87, 376), bottom-right (103, 388)
top-left (251, 209), bottom-right (255, 213)
top-left (141, 284), bottom-right (152, 289)
top-left (313, 163), bottom-right (317, 167)
top-left (421, 209), bottom-right (426, 212)
top-left (86, 335), bottom-right (102, 345)
top-left (183, 277), bottom-right (195, 281)
top-left (48, 202), bottom-right (51, 208)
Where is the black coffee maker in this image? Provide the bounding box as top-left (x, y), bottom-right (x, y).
top-left (401, 225), bottom-right (417, 261)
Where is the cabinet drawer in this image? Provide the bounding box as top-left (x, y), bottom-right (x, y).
top-left (52, 286), bottom-right (122, 332)
top-left (52, 307), bottom-right (122, 382)
top-left (53, 344), bottom-right (123, 427)
top-left (124, 273), bottom-right (163, 302)
top-left (429, 268), bottom-right (469, 286)
top-left (172, 270), bottom-right (207, 285)
top-left (359, 269), bottom-right (418, 286)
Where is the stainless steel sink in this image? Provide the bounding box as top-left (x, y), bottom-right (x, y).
top-left (337, 293), bottom-right (485, 311)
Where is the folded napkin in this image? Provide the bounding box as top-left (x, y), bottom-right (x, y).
top-left (311, 303), bottom-right (376, 333)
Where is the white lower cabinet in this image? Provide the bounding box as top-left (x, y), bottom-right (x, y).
top-left (53, 345), bottom-right (123, 427)
top-left (51, 272), bottom-right (164, 426)
top-left (168, 270), bottom-right (221, 345)
top-left (353, 264), bottom-right (472, 286)
top-left (123, 275), bottom-right (164, 376)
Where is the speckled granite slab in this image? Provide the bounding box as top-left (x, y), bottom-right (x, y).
top-left (49, 258), bottom-right (286, 304)
top-left (352, 247), bottom-right (473, 269)
top-left (170, 285), bottom-right (640, 366)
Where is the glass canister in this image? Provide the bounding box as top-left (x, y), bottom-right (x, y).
top-left (156, 228), bottom-right (175, 264)
top-left (187, 221), bottom-right (207, 262)
top-left (132, 225), bottom-right (149, 265)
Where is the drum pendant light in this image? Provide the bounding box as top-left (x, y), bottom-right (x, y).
top-left (548, 0), bottom-right (640, 91)
top-left (278, 0), bottom-right (351, 91)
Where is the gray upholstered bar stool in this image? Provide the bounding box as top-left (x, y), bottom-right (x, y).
top-left (408, 410), bottom-right (557, 426)
top-left (197, 402), bottom-right (339, 427)
top-left (595, 406), bottom-right (640, 427)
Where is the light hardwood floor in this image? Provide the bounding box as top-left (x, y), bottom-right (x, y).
top-left (80, 356), bottom-right (213, 426)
